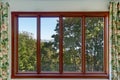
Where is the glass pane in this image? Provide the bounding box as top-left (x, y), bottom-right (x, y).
top-left (18, 17), bottom-right (37, 72)
top-left (85, 17), bottom-right (104, 72)
top-left (41, 17), bottom-right (59, 72)
top-left (63, 17), bottom-right (82, 72)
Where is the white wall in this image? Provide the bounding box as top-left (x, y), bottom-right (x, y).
top-left (10, 0), bottom-right (109, 11)
top-left (8, 0), bottom-right (110, 80)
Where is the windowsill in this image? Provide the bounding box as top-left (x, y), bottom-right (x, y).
top-left (12, 73), bottom-right (109, 79)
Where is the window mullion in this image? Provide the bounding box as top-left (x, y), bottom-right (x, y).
top-left (104, 16), bottom-right (108, 73)
top-left (82, 16), bottom-right (86, 73)
top-left (59, 16), bottom-right (63, 74)
top-left (37, 16), bottom-right (41, 73)
top-left (16, 16), bottom-right (19, 73)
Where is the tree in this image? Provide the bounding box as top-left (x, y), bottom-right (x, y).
top-left (85, 17), bottom-right (104, 71)
top-left (52, 17), bottom-right (104, 72)
top-left (41, 41), bottom-right (59, 71)
top-left (18, 31), bottom-right (37, 71)
top-left (52, 17), bottom-right (82, 71)
top-left (18, 17), bottom-right (104, 72)
top-left (18, 31), bottom-right (59, 72)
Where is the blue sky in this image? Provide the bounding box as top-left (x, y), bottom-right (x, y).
top-left (18, 17), bottom-right (58, 40)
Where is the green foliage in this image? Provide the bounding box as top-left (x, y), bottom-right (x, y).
top-left (41, 41), bottom-right (59, 71)
top-left (18, 17), bottom-right (104, 72)
top-left (85, 17), bottom-right (104, 71)
top-left (63, 18), bottom-right (81, 71)
top-left (52, 17), bottom-right (104, 72)
top-left (18, 32), bottom-right (37, 71)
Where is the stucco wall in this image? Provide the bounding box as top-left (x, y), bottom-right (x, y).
top-left (8, 0), bottom-right (110, 80)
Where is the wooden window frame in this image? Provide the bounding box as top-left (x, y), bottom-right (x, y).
top-left (11, 12), bottom-right (109, 79)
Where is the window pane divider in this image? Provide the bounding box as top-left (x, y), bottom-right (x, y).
top-left (16, 16), bottom-right (19, 73)
top-left (59, 16), bottom-right (63, 73)
top-left (82, 16), bottom-right (86, 73)
top-left (37, 16), bottom-right (41, 73)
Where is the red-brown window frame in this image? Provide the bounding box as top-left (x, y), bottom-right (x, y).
top-left (11, 12), bottom-right (109, 79)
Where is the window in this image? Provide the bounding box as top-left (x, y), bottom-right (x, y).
top-left (11, 12), bottom-right (109, 78)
